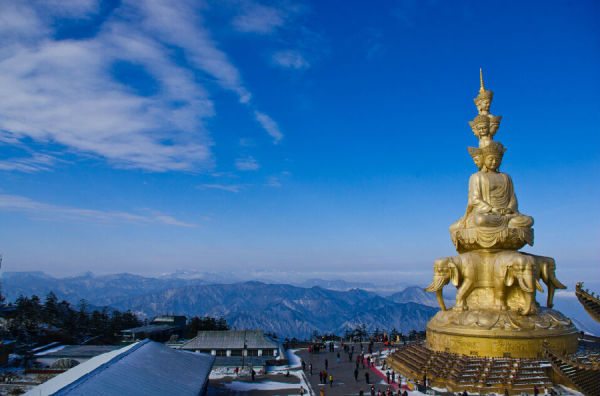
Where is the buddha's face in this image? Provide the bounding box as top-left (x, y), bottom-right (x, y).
top-left (484, 154), bottom-right (501, 172)
top-left (472, 155), bottom-right (483, 169)
top-left (476, 123), bottom-right (490, 137)
top-left (477, 98), bottom-right (491, 113)
top-left (490, 122), bottom-right (500, 135)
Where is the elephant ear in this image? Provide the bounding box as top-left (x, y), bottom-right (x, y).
top-left (505, 266), bottom-right (515, 287)
top-left (449, 262), bottom-right (460, 287)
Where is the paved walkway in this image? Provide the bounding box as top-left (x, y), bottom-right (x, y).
top-left (297, 343), bottom-right (415, 396)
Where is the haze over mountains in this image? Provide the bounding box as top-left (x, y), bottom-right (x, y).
top-left (2, 271), bottom-right (598, 338)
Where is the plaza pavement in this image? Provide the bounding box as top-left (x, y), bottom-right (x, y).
top-left (297, 343), bottom-right (422, 396)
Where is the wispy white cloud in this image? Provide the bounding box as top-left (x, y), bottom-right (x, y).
top-left (0, 193), bottom-right (196, 227)
top-left (265, 175), bottom-right (282, 187)
top-left (0, 153), bottom-right (63, 173)
top-left (198, 184), bottom-right (246, 193)
top-left (272, 50), bottom-right (309, 69)
top-left (0, 0), bottom-right (282, 171)
top-left (235, 156), bottom-right (260, 171)
top-left (254, 111), bottom-right (283, 143)
top-left (232, 2), bottom-right (285, 34)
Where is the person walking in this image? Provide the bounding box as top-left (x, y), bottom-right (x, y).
top-left (365, 371), bottom-right (370, 384)
top-left (319, 370), bottom-right (323, 384)
top-left (386, 371), bottom-right (390, 384)
top-left (309, 363), bottom-right (312, 375)
top-left (302, 360), bottom-right (305, 371)
top-left (320, 388), bottom-right (325, 396)
top-left (336, 352), bottom-right (340, 363)
top-left (370, 385), bottom-right (375, 396)
top-left (391, 371), bottom-right (395, 383)
top-left (354, 368), bottom-right (359, 381)
top-left (323, 371), bottom-right (327, 385)
top-left (329, 374), bottom-right (333, 387)
top-left (325, 359), bottom-right (328, 370)
top-left (534, 386), bottom-right (539, 396)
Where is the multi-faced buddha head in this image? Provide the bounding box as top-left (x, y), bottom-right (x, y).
top-left (469, 114), bottom-right (491, 139)
top-left (474, 89), bottom-right (493, 115)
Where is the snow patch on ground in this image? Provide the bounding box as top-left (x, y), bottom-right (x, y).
top-left (224, 380), bottom-right (300, 391)
top-left (34, 345), bottom-right (66, 356)
top-left (285, 349), bottom-right (302, 368)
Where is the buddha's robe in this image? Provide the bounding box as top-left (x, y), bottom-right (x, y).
top-left (450, 171), bottom-right (533, 249)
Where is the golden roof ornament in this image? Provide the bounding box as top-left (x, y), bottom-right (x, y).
top-left (479, 68), bottom-right (485, 93)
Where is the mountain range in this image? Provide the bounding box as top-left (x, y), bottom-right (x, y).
top-left (1, 272), bottom-right (437, 338)
top-left (2, 271), bottom-right (598, 338)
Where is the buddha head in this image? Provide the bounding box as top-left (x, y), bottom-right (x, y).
top-left (480, 142), bottom-right (506, 172)
top-left (474, 90), bottom-right (493, 114)
top-left (469, 114), bottom-right (491, 139)
top-left (489, 115), bottom-right (502, 136)
top-left (474, 68), bottom-right (494, 115)
top-left (468, 147), bottom-right (483, 170)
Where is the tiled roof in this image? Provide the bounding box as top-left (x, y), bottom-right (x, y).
top-left (181, 330), bottom-right (278, 350)
top-left (24, 340), bottom-right (215, 396)
top-left (36, 345), bottom-right (120, 358)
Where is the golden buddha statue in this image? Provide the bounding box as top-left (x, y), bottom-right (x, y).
top-left (423, 71), bottom-right (577, 358)
top-left (450, 141), bottom-right (534, 251)
top-left (450, 72), bottom-right (533, 252)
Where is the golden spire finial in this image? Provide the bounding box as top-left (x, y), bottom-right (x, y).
top-left (479, 68), bottom-right (485, 93)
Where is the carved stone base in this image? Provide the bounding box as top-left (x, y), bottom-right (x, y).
top-left (426, 307), bottom-right (578, 358)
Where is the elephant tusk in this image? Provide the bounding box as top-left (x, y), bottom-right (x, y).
top-left (518, 276), bottom-right (534, 293)
top-left (552, 276), bottom-right (567, 290)
top-left (425, 277), bottom-right (448, 292)
top-left (535, 280), bottom-right (544, 292)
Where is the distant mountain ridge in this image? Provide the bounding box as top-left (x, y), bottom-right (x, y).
top-left (104, 281), bottom-right (438, 339)
top-left (1, 272), bottom-right (438, 338)
top-left (4, 271), bottom-right (598, 338)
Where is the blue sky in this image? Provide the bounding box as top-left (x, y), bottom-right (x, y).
top-left (0, 0), bottom-right (598, 287)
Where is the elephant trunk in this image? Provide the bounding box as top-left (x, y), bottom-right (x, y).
top-left (521, 289), bottom-right (534, 315)
top-left (435, 290), bottom-right (446, 311)
top-left (547, 284), bottom-right (556, 308)
top-left (517, 266), bottom-right (536, 315)
top-left (425, 277), bottom-right (448, 311)
top-left (517, 271), bottom-right (534, 293)
top-left (542, 264), bottom-right (566, 308)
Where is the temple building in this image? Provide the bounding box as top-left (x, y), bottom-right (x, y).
top-left (180, 330), bottom-right (280, 357)
top-left (121, 315), bottom-right (186, 343)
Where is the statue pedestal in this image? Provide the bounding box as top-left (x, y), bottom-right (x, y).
top-left (426, 308), bottom-right (578, 358)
